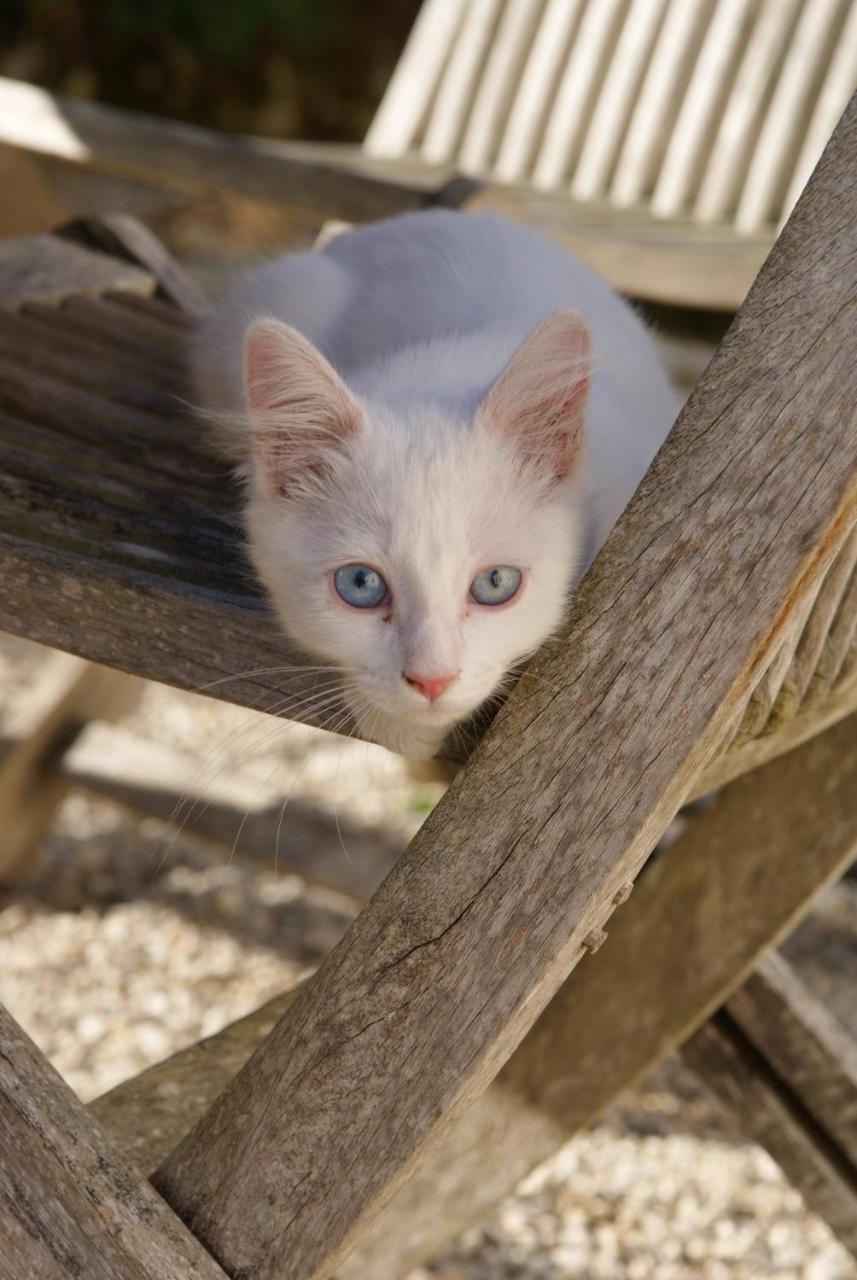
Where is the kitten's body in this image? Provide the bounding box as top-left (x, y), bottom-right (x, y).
top-left (193, 210), bottom-right (679, 757)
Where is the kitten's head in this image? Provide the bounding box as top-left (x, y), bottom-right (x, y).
top-left (241, 311), bottom-right (590, 758)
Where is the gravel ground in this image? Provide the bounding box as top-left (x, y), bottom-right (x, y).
top-left (2, 633), bottom-right (857, 1279)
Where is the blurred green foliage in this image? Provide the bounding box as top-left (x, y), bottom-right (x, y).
top-left (0, 0), bottom-right (419, 139)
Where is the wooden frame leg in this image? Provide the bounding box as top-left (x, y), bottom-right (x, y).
top-left (80, 710), bottom-right (857, 1277)
top-left (0, 649), bottom-right (143, 882)
top-left (684, 952), bottom-right (857, 1254)
top-left (0, 1001), bottom-right (226, 1278)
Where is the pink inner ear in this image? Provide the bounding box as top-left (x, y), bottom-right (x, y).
top-left (243, 320), bottom-right (362, 495)
top-left (245, 324), bottom-right (288, 416)
top-left (479, 309), bottom-right (591, 481)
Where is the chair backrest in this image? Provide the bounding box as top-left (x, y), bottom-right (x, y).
top-left (365, 0), bottom-right (857, 233)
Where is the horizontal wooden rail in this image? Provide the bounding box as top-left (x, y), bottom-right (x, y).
top-left (0, 76), bottom-right (457, 225)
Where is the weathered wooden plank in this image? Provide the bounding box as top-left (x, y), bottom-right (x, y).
top-left (0, 354), bottom-right (190, 450)
top-left (457, 181), bottom-right (772, 309)
top-left (0, 77), bottom-right (445, 226)
top-left (696, 666), bottom-right (857, 797)
top-left (683, 1014), bottom-right (857, 1256)
top-left (727, 952), bottom-right (857, 1167)
top-left (0, 306), bottom-right (188, 388)
top-left (90, 990), bottom-right (301, 1180)
top-left (0, 412), bottom-right (232, 522)
top-left (61, 295), bottom-right (188, 364)
top-left (0, 230), bottom-right (153, 309)
top-left (87, 709), bottom-right (857, 1278)
top-left (151, 97), bottom-right (857, 1280)
top-left (0, 1002), bottom-right (227, 1279)
top-left (0, 316), bottom-right (184, 414)
top-left (0, 535), bottom-right (354, 734)
top-left (0, 454), bottom-right (241, 588)
top-left (23, 299), bottom-right (186, 372)
top-left (0, 435), bottom-right (233, 535)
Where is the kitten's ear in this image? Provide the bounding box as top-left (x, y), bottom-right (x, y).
top-left (478, 309), bottom-right (590, 482)
top-left (244, 319), bottom-right (362, 495)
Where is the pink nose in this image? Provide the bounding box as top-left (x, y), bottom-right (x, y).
top-left (404, 672), bottom-right (456, 702)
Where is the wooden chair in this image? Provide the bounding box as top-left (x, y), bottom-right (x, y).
top-left (364, 0), bottom-right (857, 308)
top-left (2, 83), bottom-right (857, 1279)
top-left (1, 0), bottom-right (855, 312)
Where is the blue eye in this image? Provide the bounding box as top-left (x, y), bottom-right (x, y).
top-left (470, 566), bottom-right (522, 606)
top-left (333, 563), bottom-right (389, 608)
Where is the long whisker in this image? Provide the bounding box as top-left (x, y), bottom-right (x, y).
top-left (152, 677), bottom-right (346, 846)
top-left (151, 682), bottom-right (350, 872)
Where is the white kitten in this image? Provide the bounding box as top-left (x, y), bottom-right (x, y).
top-left (192, 210), bottom-right (679, 759)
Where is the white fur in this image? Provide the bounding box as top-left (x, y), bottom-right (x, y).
top-left (192, 210), bottom-right (679, 758)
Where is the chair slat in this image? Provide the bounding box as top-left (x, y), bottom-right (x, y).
top-left (364, 0), bottom-right (463, 157)
top-left (694, 0), bottom-right (804, 223)
top-left (610, 0), bottom-right (713, 206)
top-left (650, 0), bottom-right (756, 217)
top-left (458, 0), bottom-right (544, 173)
top-left (421, 0), bottom-right (502, 165)
top-left (571, 0), bottom-right (668, 202)
top-left (533, 0), bottom-right (628, 189)
top-left (736, 0), bottom-right (846, 232)
top-left (494, 0), bottom-right (586, 182)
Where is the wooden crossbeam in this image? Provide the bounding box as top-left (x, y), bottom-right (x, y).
top-left (148, 97), bottom-right (857, 1280)
top-left (684, 953), bottom-right (857, 1256)
top-left (0, 1003), bottom-right (227, 1279)
top-left (84, 708), bottom-right (857, 1276)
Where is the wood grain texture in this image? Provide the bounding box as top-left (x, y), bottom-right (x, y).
top-left (683, 1014), bottom-right (857, 1256)
top-left (89, 991), bottom-right (300, 1182)
top-left (338, 708), bottom-right (857, 1278)
top-left (152, 97), bottom-right (857, 1280)
top-left (727, 952), bottom-right (857, 1169)
top-left (0, 1002), bottom-right (227, 1280)
top-left (86, 709), bottom-right (857, 1279)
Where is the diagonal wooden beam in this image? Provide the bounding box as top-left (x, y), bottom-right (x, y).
top-left (0, 1002), bottom-right (227, 1279)
top-left (151, 97), bottom-right (857, 1280)
top-left (683, 970), bottom-right (857, 1258)
top-left (86, 708), bottom-right (857, 1276)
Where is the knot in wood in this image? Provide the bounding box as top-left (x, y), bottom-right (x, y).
top-left (583, 927), bottom-right (608, 954)
top-left (613, 881), bottom-right (634, 906)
